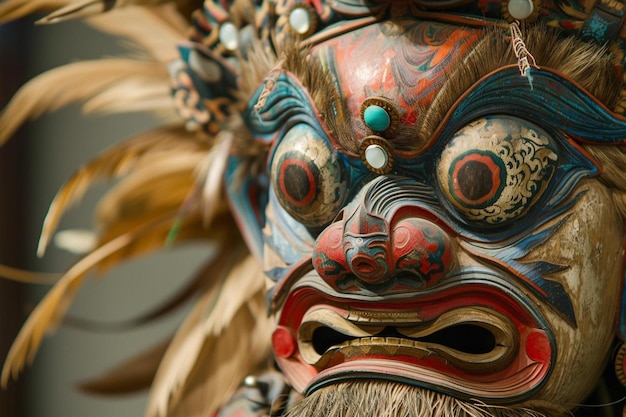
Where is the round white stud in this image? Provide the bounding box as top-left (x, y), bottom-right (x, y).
top-left (365, 144), bottom-right (388, 170)
top-left (289, 7), bottom-right (312, 35)
top-left (243, 375), bottom-right (257, 387)
top-left (508, 0), bottom-right (534, 20)
top-left (219, 22), bottom-right (239, 51)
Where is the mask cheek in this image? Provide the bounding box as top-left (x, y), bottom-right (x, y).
top-left (520, 181), bottom-right (624, 409)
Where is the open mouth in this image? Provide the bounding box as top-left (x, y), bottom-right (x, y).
top-left (299, 307), bottom-right (517, 374)
top-left (273, 278), bottom-right (554, 402)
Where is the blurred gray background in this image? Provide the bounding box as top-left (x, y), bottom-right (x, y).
top-left (0, 14), bottom-right (210, 417)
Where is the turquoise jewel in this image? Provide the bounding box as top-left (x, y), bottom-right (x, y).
top-left (363, 105), bottom-right (391, 131)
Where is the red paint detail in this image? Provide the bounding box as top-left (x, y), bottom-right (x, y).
top-left (327, 227), bottom-right (343, 249)
top-left (402, 109), bottom-right (418, 125)
top-left (309, 0), bottom-right (323, 13)
top-left (275, 284), bottom-right (553, 398)
top-left (272, 326), bottom-right (296, 358)
top-left (392, 218), bottom-right (453, 287)
top-left (525, 330), bottom-right (551, 363)
top-left (394, 226), bottom-right (411, 248)
top-left (313, 222), bottom-right (350, 280)
top-left (316, 22), bottom-right (482, 153)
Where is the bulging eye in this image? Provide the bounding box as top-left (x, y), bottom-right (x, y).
top-left (271, 124), bottom-right (348, 228)
top-left (437, 116), bottom-right (558, 226)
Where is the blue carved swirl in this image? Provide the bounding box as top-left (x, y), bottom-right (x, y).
top-left (440, 66), bottom-right (626, 144)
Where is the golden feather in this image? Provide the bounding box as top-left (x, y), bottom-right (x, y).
top-left (146, 251), bottom-right (272, 417)
top-left (37, 125), bottom-right (208, 256)
top-left (94, 152), bottom-right (206, 228)
top-left (36, 0), bottom-right (172, 24)
top-left (92, 175), bottom-right (213, 272)
top-left (165, 291), bottom-right (272, 417)
top-left (83, 77), bottom-right (175, 117)
top-left (2, 142), bottom-right (234, 387)
top-left (64, 241), bottom-right (244, 335)
top-left (85, 4), bottom-right (189, 62)
top-left (0, 58), bottom-right (168, 145)
top-left (0, 0), bottom-right (70, 22)
top-left (1, 226), bottom-right (143, 387)
top-left (0, 202), bottom-right (213, 388)
top-left (197, 129), bottom-right (234, 225)
top-left (35, 250), bottom-right (246, 396)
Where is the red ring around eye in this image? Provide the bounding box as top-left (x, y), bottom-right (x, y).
top-left (449, 152), bottom-right (504, 207)
top-left (278, 157), bottom-right (318, 208)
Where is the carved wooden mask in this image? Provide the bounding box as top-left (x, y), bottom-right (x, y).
top-left (209, 0), bottom-right (626, 414)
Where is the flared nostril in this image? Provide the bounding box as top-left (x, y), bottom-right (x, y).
top-left (348, 252), bottom-right (389, 283)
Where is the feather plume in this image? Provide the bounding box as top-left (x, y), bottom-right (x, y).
top-left (0, 0), bottom-right (70, 22)
top-left (37, 125), bottom-right (207, 256)
top-left (1, 226), bottom-right (144, 387)
top-left (61, 245), bottom-right (232, 333)
top-left (94, 152), bottom-right (206, 229)
top-left (3, 165), bottom-right (225, 386)
top-left (85, 4), bottom-right (188, 61)
top-left (87, 149), bottom-right (236, 273)
top-left (93, 196), bottom-right (214, 274)
top-left (93, 210), bottom-right (232, 275)
top-left (0, 58), bottom-right (169, 146)
top-left (166, 292), bottom-right (272, 417)
top-left (1, 201), bottom-right (218, 387)
top-left (75, 232), bottom-right (250, 396)
top-left (78, 337), bottom-right (171, 394)
top-left (197, 129), bottom-right (233, 224)
top-left (146, 251), bottom-right (272, 417)
top-left (36, 0), bottom-right (171, 24)
top-left (83, 77), bottom-right (175, 117)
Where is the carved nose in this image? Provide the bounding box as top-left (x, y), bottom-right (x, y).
top-left (313, 205), bottom-right (455, 292)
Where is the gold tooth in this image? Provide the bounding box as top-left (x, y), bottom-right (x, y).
top-left (346, 309), bottom-right (423, 323)
top-left (400, 338), bottom-right (415, 347)
top-left (382, 344), bottom-right (399, 355)
top-left (385, 337), bottom-right (401, 345)
top-left (343, 345), bottom-right (360, 357)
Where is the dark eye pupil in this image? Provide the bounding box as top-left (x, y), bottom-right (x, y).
top-left (456, 161), bottom-right (494, 201)
top-left (283, 164), bottom-right (313, 202)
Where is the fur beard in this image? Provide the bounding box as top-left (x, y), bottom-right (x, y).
top-left (282, 381), bottom-right (551, 417)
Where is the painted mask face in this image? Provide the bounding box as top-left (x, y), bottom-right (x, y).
top-left (227, 15), bottom-right (626, 417)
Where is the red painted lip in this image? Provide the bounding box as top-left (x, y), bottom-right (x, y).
top-left (272, 275), bottom-right (554, 403)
